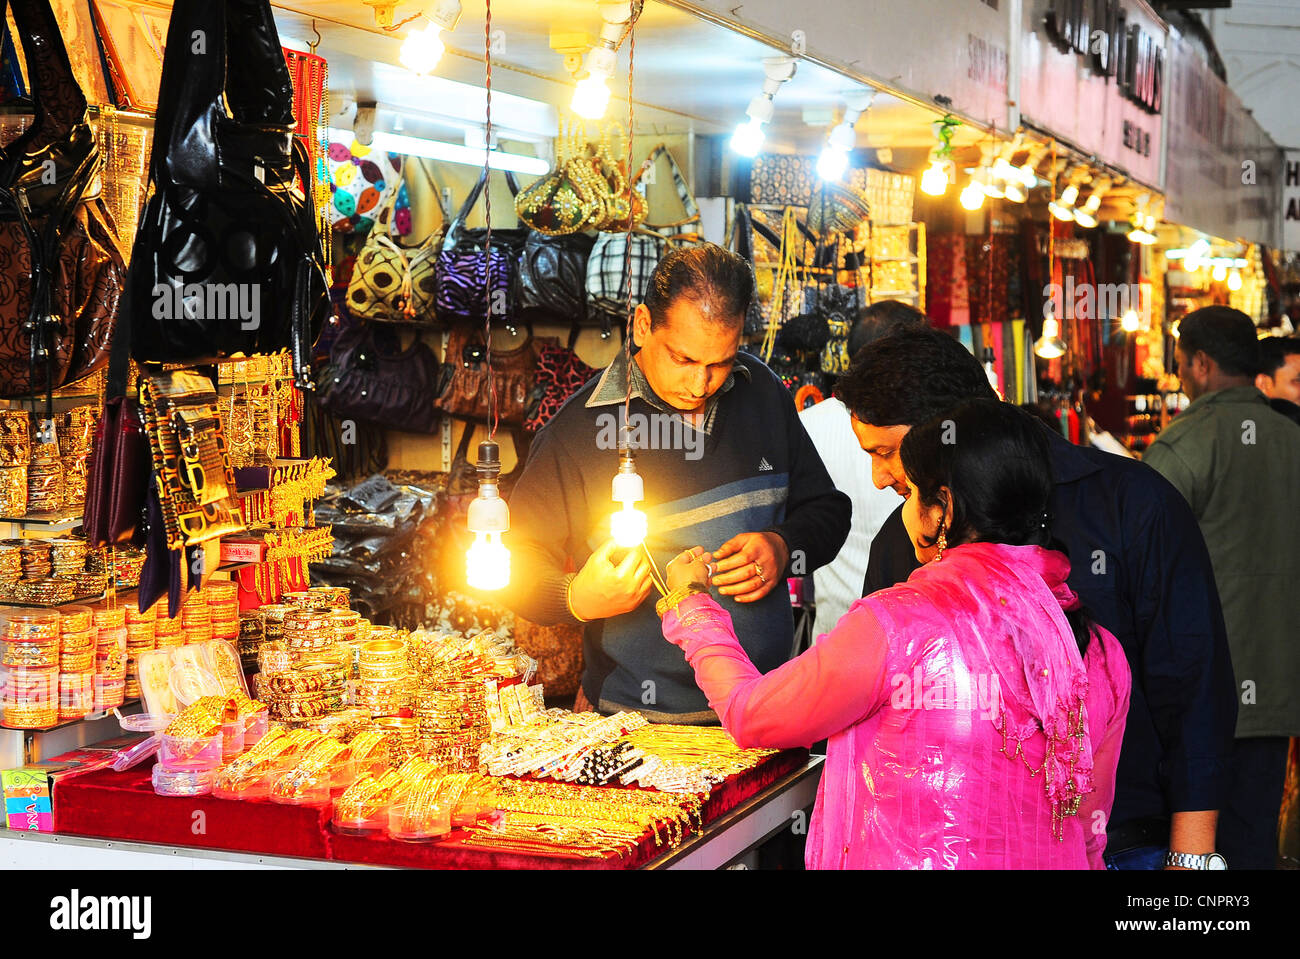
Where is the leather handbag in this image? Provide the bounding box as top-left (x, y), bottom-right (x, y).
top-left (513, 230), bottom-right (596, 328)
top-left (139, 370), bottom-right (245, 549)
top-left (436, 325), bottom-right (555, 428)
top-left (435, 168), bottom-right (526, 327)
top-left (83, 395), bottom-right (150, 547)
top-left (316, 321), bottom-right (445, 434)
top-left (585, 143), bottom-right (702, 332)
top-left (523, 327), bottom-right (598, 434)
top-left (122, 0), bottom-right (330, 390)
top-left (0, 0), bottom-right (126, 401)
top-left (345, 161), bottom-right (444, 326)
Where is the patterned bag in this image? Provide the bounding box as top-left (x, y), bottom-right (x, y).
top-left (344, 160), bottom-right (444, 326)
top-left (585, 143), bottom-right (702, 332)
top-left (327, 136), bottom-right (404, 235)
top-left (435, 168), bottom-right (527, 327)
top-left (524, 329), bottom-right (598, 433)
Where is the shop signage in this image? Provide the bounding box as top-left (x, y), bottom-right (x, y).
top-left (1043, 0), bottom-right (1163, 114)
top-left (1284, 152), bottom-right (1300, 253)
top-left (1019, 0), bottom-right (1164, 187)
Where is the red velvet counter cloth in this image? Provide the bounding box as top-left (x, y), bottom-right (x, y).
top-left (52, 749), bottom-right (810, 869)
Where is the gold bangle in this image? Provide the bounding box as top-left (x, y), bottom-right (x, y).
top-left (655, 583), bottom-right (709, 619)
top-left (566, 575), bottom-right (589, 624)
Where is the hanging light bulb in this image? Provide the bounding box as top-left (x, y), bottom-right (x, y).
top-left (1227, 270), bottom-right (1243, 291)
top-left (610, 451), bottom-right (647, 548)
top-left (729, 57), bottom-right (796, 158)
top-left (1121, 308), bottom-right (1139, 333)
top-left (466, 440), bottom-right (510, 590)
top-left (1035, 315), bottom-right (1067, 359)
top-left (920, 157), bottom-right (950, 196)
top-left (1212, 262), bottom-right (1228, 283)
top-left (959, 177), bottom-right (986, 211)
top-left (398, 0), bottom-right (462, 75)
top-left (1049, 183), bottom-right (1080, 221)
top-left (816, 89), bottom-right (874, 182)
top-left (1072, 178), bottom-right (1110, 229)
top-left (570, 1), bottom-right (636, 120)
top-left (1003, 175), bottom-right (1028, 204)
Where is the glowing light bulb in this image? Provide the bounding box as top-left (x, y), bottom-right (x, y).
top-left (1004, 179), bottom-right (1028, 203)
top-left (1035, 316), bottom-right (1066, 359)
top-left (1121, 309), bottom-right (1139, 333)
top-left (816, 145), bottom-right (849, 182)
top-left (1212, 263), bottom-right (1228, 283)
top-left (731, 118), bottom-right (766, 157)
top-left (572, 73), bottom-right (612, 120)
top-left (1018, 162), bottom-right (1038, 188)
top-left (465, 441), bottom-right (510, 591)
top-left (959, 179), bottom-right (985, 211)
top-left (400, 23), bottom-right (447, 75)
top-left (1227, 270), bottom-right (1243, 292)
top-left (610, 452), bottom-right (646, 548)
top-left (920, 159), bottom-right (949, 196)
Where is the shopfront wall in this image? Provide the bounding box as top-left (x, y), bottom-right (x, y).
top-left (1017, 0), bottom-right (1165, 190)
top-left (1162, 28), bottom-right (1282, 248)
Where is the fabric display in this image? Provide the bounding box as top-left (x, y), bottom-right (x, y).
top-left (346, 160), bottom-right (445, 326)
top-left (0, 0), bottom-right (126, 401)
top-left (121, 0), bottom-right (330, 390)
top-left (585, 143), bottom-right (702, 335)
top-left (749, 155), bottom-right (915, 225)
top-left (925, 233), bottom-right (971, 328)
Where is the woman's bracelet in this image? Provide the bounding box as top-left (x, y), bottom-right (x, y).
top-left (656, 584), bottom-right (709, 619)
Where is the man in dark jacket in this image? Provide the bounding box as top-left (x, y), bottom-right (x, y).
top-left (504, 244), bottom-right (850, 723)
top-left (839, 327), bottom-right (1237, 870)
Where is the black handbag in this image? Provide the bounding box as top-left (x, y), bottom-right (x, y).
top-left (435, 169), bottom-right (527, 327)
top-left (513, 230), bottom-right (596, 327)
top-left (121, 0), bottom-right (329, 389)
top-left (317, 321), bottom-right (445, 435)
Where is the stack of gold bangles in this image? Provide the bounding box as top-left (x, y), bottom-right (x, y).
top-left (269, 736), bottom-right (350, 801)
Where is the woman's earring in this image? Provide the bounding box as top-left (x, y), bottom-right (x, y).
top-left (934, 525), bottom-right (947, 563)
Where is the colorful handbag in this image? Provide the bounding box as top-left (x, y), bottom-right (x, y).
top-left (807, 181), bottom-right (872, 237)
top-left (0, 0), bottom-right (126, 401)
top-left (524, 327), bottom-right (598, 433)
top-left (514, 118), bottom-right (599, 236)
top-left (327, 136), bottom-right (404, 235)
top-left (435, 168), bottom-right (527, 327)
top-left (345, 161), bottom-right (444, 326)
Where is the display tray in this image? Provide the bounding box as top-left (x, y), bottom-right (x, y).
top-left (52, 748), bottom-right (810, 870)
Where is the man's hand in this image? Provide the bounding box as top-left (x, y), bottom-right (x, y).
top-left (568, 538), bottom-right (654, 621)
top-left (710, 531), bottom-right (789, 603)
top-left (665, 547), bottom-right (713, 592)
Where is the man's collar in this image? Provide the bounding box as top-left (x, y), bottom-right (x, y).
top-left (1184, 384), bottom-right (1266, 414)
top-left (585, 348), bottom-right (750, 410)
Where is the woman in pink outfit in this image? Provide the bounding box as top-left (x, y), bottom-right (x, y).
top-left (660, 400), bottom-right (1131, 869)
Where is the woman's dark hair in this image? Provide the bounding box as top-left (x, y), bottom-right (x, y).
top-left (900, 398), bottom-right (1093, 655)
top-left (644, 243), bottom-right (754, 330)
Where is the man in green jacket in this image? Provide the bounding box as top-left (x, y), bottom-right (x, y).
top-left (1144, 306), bottom-right (1300, 870)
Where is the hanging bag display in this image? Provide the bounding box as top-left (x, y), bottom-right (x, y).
top-left (436, 325), bottom-right (555, 428)
top-left (122, 0), bottom-right (329, 390)
top-left (585, 143), bottom-right (702, 334)
top-left (316, 321), bottom-right (445, 435)
top-left (0, 0), bottom-right (126, 400)
top-left (514, 230), bottom-right (597, 328)
top-left (807, 180), bottom-right (872, 238)
top-left (524, 325), bottom-right (599, 433)
top-left (83, 394), bottom-right (150, 547)
top-left (434, 168), bottom-right (526, 326)
top-left (345, 159), bottom-right (444, 326)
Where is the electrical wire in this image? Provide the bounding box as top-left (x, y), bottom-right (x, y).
top-left (621, 21), bottom-right (636, 443)
top-left (641, 542), bottom-right (668, 597)
top-left (483, 0), bottom-right (498, 440)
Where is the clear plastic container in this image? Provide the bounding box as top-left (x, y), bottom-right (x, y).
top-left (331, 804), bottom-right (390, 835)
top-left (387, 800), bottom-right (452, 841)
top-left (93, 675), bottom-right (126, 712)
top-left (243, 708), bottom-right (269, 746)
top-left (269, 765), bottom-right (331, 805)
top-left (158, 732), bottom-right (223, 770)
top-left (220, 720), bottom-right (246, 761)
top-left (111, 734), bottom-right (159, 771)
top-left (153, 764), bottom-right (215, 797)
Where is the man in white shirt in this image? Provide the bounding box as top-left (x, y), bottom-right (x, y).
top-left (798, 300), bottom-right (924, 639)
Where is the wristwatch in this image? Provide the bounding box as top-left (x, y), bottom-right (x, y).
top-left (1164, 851), bottom-right (1228, 870)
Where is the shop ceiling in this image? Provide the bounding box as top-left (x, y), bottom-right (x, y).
top-left (272, 0), bottom-right (989, 154)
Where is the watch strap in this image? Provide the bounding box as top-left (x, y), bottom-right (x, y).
top-left (1164, 851), bottom-right (1208, 869)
